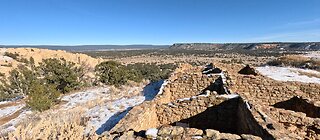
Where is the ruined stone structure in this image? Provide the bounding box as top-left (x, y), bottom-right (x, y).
top-left (108, 63), bottom-right (320, 139)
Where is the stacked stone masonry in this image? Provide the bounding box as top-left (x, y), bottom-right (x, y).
top-left (110, 63), bottom-right (320, 140)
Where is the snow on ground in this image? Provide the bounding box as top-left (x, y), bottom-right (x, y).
top-left (156, 80), bottom-right (168, 95)
top-left (0, 56), bottom-right (13, 61)
top-left (0, 104), bottom-right (24, 118)
top-left (218, 94), bottom-right (240, 99)
top-left (303, 52), bottom-right (320, 59)
top-left (85, 81), bottom-right (164, 134)
top-left (0, 48), bottom-right (12, 61)
top-left (0, 80), bottom-right (165, 135)
top-left (256, 66), bottom-right (320, 84)
top-left (61, 87), bottom-right (110, 109)
top-left (86, 96), bottom-right (145, 134)
top-left (0, 101), bottom-right (10, 106)
top-left (145, 128), bottom-right (158, 139)
top-left (0, 110), bottom-right (31, 134)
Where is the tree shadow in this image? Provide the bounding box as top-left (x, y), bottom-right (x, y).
top-left (95, 80), bottom-right (165, 135)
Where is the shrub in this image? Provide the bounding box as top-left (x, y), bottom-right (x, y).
top-left (95, 61), bottom-right (177, 86)
top-left (127, 63), bottom-right (161, 82)
top-left (38, 58), bottom-right (85, 93)
top-left (0, 64), bottom-right (38, 101)
top-left (4, 52), bottom-right (19, 60)
top-left (27, 81), bottom-right (60, 112)
top-left (127, 63), bottom-right (177, 82)
top-left (0, 58), bottom-right (86, 111)
top-left (1, 65), bottom-right (37, 96)
top-left (95, 61), bottom-right (132, 86)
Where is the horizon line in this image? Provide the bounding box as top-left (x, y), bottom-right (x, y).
top-left (1, 41), bottom-right (320, 46)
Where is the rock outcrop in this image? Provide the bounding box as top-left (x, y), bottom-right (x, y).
top-left (0, 48), bottom-right (102, 76)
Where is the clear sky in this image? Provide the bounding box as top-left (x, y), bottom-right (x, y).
top-left (0, 0), bottom-right (319, 45)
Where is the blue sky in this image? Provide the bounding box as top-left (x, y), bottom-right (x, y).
top-left (0, 0), bottom-right (319, 45)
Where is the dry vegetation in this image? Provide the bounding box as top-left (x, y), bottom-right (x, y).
top-left (1, 83), bottom-right (146, 139)
top-left (267, 55), bottom-right (320, 71)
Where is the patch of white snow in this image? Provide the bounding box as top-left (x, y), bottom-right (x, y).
top-left (218, 94), bottom-right (240, 99)
top-left (61, 87), bottom-right (110, 109)
top-left (177, 98), bottom-right (191, 102)
top-left (256, 66), bottom-right (320, 84)
top-left (85, 96), bottom-right (145, 134)
top-left (0, 104), bottom-right (25, 118)
top-left (145, 128), bottom-right (158, 139)
top-left (157, 80), bottom-right (168, 95)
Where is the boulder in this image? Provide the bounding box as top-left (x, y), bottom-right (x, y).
top-left (205, 129), bottom-right (220, 139)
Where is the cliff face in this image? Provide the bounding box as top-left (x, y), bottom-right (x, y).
top-left (170, 42), bottom-right (320, 50)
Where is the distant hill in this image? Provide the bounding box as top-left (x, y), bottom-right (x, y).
top-left (170, 42), bottom-right (320, 50)
top-left (0, 45), bottom-right (170, 52)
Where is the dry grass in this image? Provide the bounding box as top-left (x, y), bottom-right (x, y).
top-left (0, 109), bottom-right (24, 125)
top-left (296, 71), bottom-right (320, 79)
top-left (0, 81), bottom-right (147, 139)
top-left (1, 108), bottom-right (102, 140)
top-left (278, 55), bottom-right (310, 64)
top-left (268, 55), bottom-right (320, 71)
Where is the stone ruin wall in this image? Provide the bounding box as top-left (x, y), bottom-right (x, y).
top-left (112, 64), bottom-right (219, 132)
top-left (216, 63), bottom-right (320, 139)
top-left (154, 65), bottom-right (219, 104)
top-left (156, 95), bottom-right (227, 126)
top-left (111, 63), bottom-right (320, 139)
top-left (110, 101), bottom-right (159, 133)
top-left (215, 63), bottom-right (320, 105)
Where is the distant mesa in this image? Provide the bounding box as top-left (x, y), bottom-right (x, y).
top-left (170, 42), bottom-right (320, 50)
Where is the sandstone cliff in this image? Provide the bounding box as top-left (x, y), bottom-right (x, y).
top-left (0, 48), bottom-right (103, 76)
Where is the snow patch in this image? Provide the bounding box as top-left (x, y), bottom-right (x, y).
top-left (61, 87), bottom-right (110, 109)
top-left (157, 80), bottom-right (168, 95)
top-left (168, 102), bottom-right (177, 108)
top-left (192, 136), bottom-right (203, 139)
top-left (0, 56), bottom-right (13, 61)
top-left (303, 52), bottom-right (320, 59)
top-left (218, 94), bottom-right (240, 99)
top-left (0, 110), bottom-right (31, 133)
top-left (145, 128), bottom-right (158, 139)
top-left (177, 98), bottom-right (191, 102)
top-left (85, 96), bottom-right (145, 134)
top-left (0, 104), bottom-right (24, 118)
top-left (0, 101), bottom-right (10, 105)
top-left (256, 66), bottom-right (320, 84)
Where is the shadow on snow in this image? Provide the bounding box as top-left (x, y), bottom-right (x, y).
top-left (95, 80), bottom-right (164, 135)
